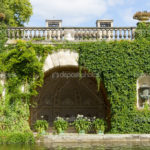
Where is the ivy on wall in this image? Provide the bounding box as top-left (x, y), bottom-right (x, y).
top-left (78, 39), bottom-right (150, 133)
top-left (0, 22), bottom-right (150, 137)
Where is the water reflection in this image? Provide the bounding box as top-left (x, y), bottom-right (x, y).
top-left (1, 142), bottom-right (150, 150)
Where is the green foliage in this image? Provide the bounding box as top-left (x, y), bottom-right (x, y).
top-left (92, 118), bottom-right (106, 133)
top-left (78, 39), bottom-right (150, 133)
top-left (0, 41), bottom-right (53, 136)
top-left (0, 0), bottom-right (33, 26)
top-left (73, 115), bottom-right (91, 133)
top-left (135, 22), bottom-right (150, 40)
top-left (0, 131), bottom-right (35, 144)
top-left (53, 117), bottom-right (68, 134)
top-left (1, 25), bottom-right (150, 137)
top-left (0, 22), bottom-right (7, 53)
top-left (34, 120), bottom-right (48, 133)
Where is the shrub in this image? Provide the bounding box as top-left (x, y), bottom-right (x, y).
top-left (34, 120), bottom-right (48, 133)
top-left (0, 131), bottom-right (35, 144)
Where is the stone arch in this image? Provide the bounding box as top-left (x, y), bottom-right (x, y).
top-left (43, 50), bottom-right (79, 73)
top-left (30, 50), bottom-right (111, 130)
top-left (137, 74), bottom-right (150, 109)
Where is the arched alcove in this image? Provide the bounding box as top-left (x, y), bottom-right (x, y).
top-left (30, 66), bottom-right (110, 127)
top-left (137, 75), bottom-right (150, 109)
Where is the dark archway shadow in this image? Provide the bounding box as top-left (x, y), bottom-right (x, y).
top-left (30, 66), bottom-right (111, 131)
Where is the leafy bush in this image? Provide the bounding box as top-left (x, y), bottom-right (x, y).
top-left (53, 117), bottom-right (68, 134)
top-left (34, 120), bottom-right (48, 133)
top-left (0, 131), bottom-right (35, 144)
top-left (73, 115), bottom-right (91, 133)
top-left (135, 22), bottom-right (150, 40)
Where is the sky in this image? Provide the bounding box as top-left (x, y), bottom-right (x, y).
top-left (26, 0), bottom-right (150, 27)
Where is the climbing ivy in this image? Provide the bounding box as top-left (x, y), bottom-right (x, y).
top-left (0, 22), bottom-right (150, 138)
top-left (0, 22), bottom-right (7, 53)
top-left (78, 39), bottom-right (150, 133)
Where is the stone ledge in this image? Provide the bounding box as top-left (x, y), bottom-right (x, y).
top-left (38, 134), bottom-right (150, 143)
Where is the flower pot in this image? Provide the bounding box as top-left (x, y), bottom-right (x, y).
top-left (96, 130), bottom-right (104, 135)
top-left (41, 130), bottom-right (46, 135)
top-left (57, 128), bottom-right (64, 135)
top-left (79, 130), bottom-right (86, 134)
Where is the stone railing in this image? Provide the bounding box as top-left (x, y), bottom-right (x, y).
top-left (7, 27), bottom-right (136, 42)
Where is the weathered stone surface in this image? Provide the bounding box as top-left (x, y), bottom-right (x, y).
top-left (43, 54), bottom-right (54, 72)
top-left (38, 134), bottom-right (150, 143)
top-left (43, 50), bottom-right (79, 72)
top-left (50, 52), bottom-right (60, 67)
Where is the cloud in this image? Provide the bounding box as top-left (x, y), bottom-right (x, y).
top-left (29, 0), bottom-right (139, 27)
top-left (31, 0), bottom-right (107, 26)
top-left (107, 0), bottom-right (124, 6)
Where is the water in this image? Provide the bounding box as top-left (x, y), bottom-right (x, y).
top-left (1, 142), bottom-right (150, 150)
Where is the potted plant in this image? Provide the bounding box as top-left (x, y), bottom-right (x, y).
top-left (53, 117), bottom-right (68, 134)
top-left (133, 11), bottom-right (150, 22)
top-left (73, 114), bottom-right (91, 134)
top-left (34, 120), bottom-right (48, 135)
top-left (92, 118), bottom-right (106, 135)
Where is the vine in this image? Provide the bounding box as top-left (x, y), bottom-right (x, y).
top-left (0, 23), bottom-right (150, 141)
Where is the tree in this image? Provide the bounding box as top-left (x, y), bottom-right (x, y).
top-left (0, 0), bottom-right (33, 26)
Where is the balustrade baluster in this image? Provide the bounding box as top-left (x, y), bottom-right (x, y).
top-left (12, 29), bottom-right (15, 39)
top-left (29, 29), bottom-right (32, 39)
top-left (97, 29), bottom-right (101, 40)
top-left (87, 30), bottom-right (91, 40)
top-left (46, 29), bottom-right (49, 40)
top-left (43, 29), bottom-right (46, 40)
top-left (16, 29), bottom-right (19, 39)
top-left (21, 29), bottom-right (24, 39)
top-left (128, 29), bottom-right (131, 39)
top-left (94, 30), bottom-right (97, 40)
top-left (51, 30), bottom-right (55, 39)
top-left (123, 29), bottom-right (127, 39)
top-left (56, 29), bottom-right (59, 40)
top-left (38, 29), bottom-right (41, 38)
top-left (54, 30), bottom-right (57, 39)
top-left (102, 29), bottom-right (105, 39)
top-left (34, 29), bottom-right (37, 38)
top-left (115, 29), bottom-right (118, 39)
top-left (106, 29), bottom-right (109, 39)
top-left (119, 29), bottom-right (122, 39)
top-left (78, 30), bottom-right (81, 40)
top-left (60, 29), bottom-right (64, 40)
top-left (110, 29), bottom-right (113, 39)
top-left (25, 29), bottom-right (28, 39)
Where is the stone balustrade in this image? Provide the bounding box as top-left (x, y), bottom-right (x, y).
top-left (7, 27), bottom-right (136, 42)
